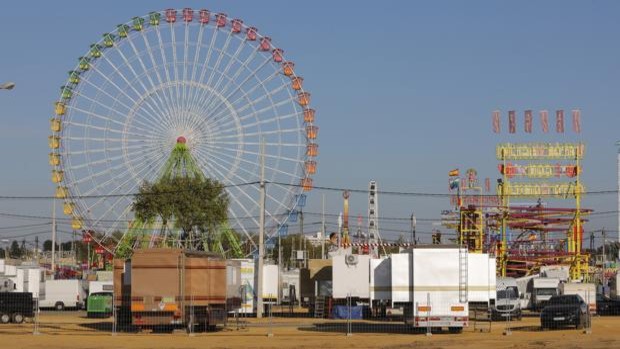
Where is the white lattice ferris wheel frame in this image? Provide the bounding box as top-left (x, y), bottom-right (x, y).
top-left (48, 8), bottom-right (318, 252)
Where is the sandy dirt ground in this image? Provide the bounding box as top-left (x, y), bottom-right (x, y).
top-left (0, 312), bottom-right (618, 349)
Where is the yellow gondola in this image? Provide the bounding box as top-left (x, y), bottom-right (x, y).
top-left (51, 170), bottom-right (64, 183)
top-left (48, 136), bottom-right (60, 149)
top-left (50, 118), bottom-right (62, 132)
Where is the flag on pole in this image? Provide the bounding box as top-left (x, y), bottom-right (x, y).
top-left (492, 110), bottom-right (501, 133)
top-left (449, 178), bottom-right (460, 190)
top-left (556, 110), bottom-right (564, 133)
top-left (508, 110), bottom-right (516, 133)
top-left (524, 110), bottom-right (533, 133)
top-left (448, 169), bottom-right (459, 177)
top-left (540, 110), bottom-right (549, 133)
top-left (572, 109), bottom-right (581, 133)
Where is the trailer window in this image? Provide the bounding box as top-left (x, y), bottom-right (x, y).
top-left (536, 288), bottom-right (557, 296)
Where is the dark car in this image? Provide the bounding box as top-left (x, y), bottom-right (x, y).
top-left (540, 294), bottom-right (589, 329)
top-left (596, 294), bottom-right (620, 316)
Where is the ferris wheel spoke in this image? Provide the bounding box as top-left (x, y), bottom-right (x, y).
top-left (85, 63), bottom-right (170, 134)
top-left (196, 36), bottom-right (248, 121)
top-left (195, 144), bottom-right (303, 184)
top-left (139, 30), bottom-right (178, 121)
top-left (81, 144), bottom-right (167, 203)
top-left (213, 127), bottom-right (303, 141)
top-left (66, 121), bottom-right (149, 139)
top-left (204, 71), bottom-right (284, 128)
top-left (200, 45), bottom-right (260, 117)
top-left (125, 33), bottom-right (177, 124)
top-left (200, 56), bottom-right (274, 125)
top-left (168, 23), bottom-right (183, 129)
top-left (154, 26), bottom-right (182, 122)
top-left (193, 152), bottom-right (260, 249)
top-left (70, 87), bottom-right (158, 136)
top-left (104, 40), bottom-right (174, 132)
top-left (186, 25), bottom-right (219, 118)
top-left (95, 53), bottom-right (169, 125)
top-left (190, 26), bottom-right (234, 123)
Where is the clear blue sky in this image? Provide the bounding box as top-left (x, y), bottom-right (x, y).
top-left (1, 1), bottom-right (619, 245)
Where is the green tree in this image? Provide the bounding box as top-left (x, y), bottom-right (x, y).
top-left (132, 176), bottom-right (229, 250)
top-left (9, 240), bottom-right (22, 258)
top-left (43, 239), bottom-right (58, 252)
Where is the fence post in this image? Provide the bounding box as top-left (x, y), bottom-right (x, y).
top-left (346, 293), bottom-right (352, 337)
top-left (503, 292), bottom-right (512, 336)
top-left (584, 289), bottom-right (592, 335)
top-left (188, 294), bottom-right (195, 337)
top-left (112, 292), bottom-right (117, 336)
top-left (426, 292), bottom-right (432, 337)
top-left (267, 294), bottom-right (274, 337)
top-left (33, 297), bottom-right (40, 335)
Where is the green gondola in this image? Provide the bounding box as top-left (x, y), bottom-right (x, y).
top-left (102, 33), bottom-right (115, 47)
top-left (117, 24), bottom-right (130, 38)
top-left (60, 85), bottom-right (73, 99)
top-left (68, 71), bottom-right (80, 84)
top-left (149, 12), bottom-right (161, 26)
top-left (78, 56), bottom-right (90, 71)
top-left (86, 292), bottom-right (113, 318)
top-left (89, 44), bottom-right (102, 58)
top-left (132, 16), bottom-right (145, 31)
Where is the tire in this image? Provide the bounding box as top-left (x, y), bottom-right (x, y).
top-left (55, 302), bottom-right (65, 311)
top-left (0, 313), bottom-right (10, 324)
top-left (448, 327), bottom-right (463, 334)
top-left (11, 313), bottom-right (24, 324)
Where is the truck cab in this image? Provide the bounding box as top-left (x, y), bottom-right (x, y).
top-left (532, 278), bottom-right (560, 310)
top-left (493, 277), bottom-right (521, 320)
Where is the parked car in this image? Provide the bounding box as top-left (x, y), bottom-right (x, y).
top-left (540, 295), bottom-right (588, 329)
top-left (596, 293), bottom-right (620, 315)
top-left (0, 292), bottom-right (34, 324)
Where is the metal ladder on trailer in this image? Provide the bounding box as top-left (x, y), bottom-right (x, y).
top-left (458, 247), bottom-right (468, 303)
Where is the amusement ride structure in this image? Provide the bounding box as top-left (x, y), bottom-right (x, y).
top-left (48, 8), bottom-right (318, 256)
top-left (452, 110), bottom-right (591, 280)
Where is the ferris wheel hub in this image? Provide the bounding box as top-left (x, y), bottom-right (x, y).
top-left (176, 136), bottom-right (187, 144)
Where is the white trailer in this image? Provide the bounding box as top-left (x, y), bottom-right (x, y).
top-left (88, 280), bottom-right (113, 296)
top-left (39, 279), bottom-right (87, 310)
top-left (467, 254), bottom-right (496, 309)
top-left (393, 246), bottom-right (469, 332)
top-left (612, 271), bottom-right (620, 299)
top-left (558, 282), bottom-right (596, 314)
top-left (332, 254), bottom-right (371, 300)
top-left (532, 277), bottom-right (560, 310)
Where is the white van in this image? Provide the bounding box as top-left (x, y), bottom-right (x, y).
top-left (39, 280), bottom-right (87, 310)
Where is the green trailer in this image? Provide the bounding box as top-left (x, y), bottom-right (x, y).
top-left (86, 292), bottom-right (113, 318)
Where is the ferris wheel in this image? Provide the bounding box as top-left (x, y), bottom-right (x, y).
top-left (48, 8), bottom-right (318, 253)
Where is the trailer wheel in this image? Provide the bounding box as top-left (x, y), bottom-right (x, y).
top-left (11, 313), bottom-right (24, 324)
top-left (0, 313), bottom-right (10, 324)
top-left (55, 302), bottom-right (65, 311)
top-left (448, 327), bottom-right (463, 334)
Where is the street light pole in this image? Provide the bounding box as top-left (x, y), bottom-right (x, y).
top-left (616, 141), bottom-right (620, 261)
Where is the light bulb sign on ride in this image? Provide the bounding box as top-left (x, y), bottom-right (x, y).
top-left (48, 8), bottom-right (318, 254)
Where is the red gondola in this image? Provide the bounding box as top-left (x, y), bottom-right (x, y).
top-left (246, 27), bottom-right (257, 41)
top-left (199, 9), bottom-right (210, 24)
top-left (182, 8), bottom-right (193, 22)
top-left (272, 48), bottom-right (284, 62)
top-left (216, 13), bottom-right (227, 27)
top-left (231, 19), bottom-right (243, 33)
top-left (165, 9), bottom-right (177, 23)
top-left (259, 37), bottom-right (271, 51)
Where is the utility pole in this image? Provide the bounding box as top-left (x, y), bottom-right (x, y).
top-left (299, 210), bottom-right (308, 268)
top-left (411, 211), bottom-right (417, 245)
top-left (617, 141), bottom-right (620, 261)
top-left (35, 236), bottom-right (39, 260)
top-left (51, 198), bottom-right (57, 276)
top-left (602, 228), bottom-right (606, 267)
top-left (256, 140), bottom-right (266, 318)
top-left (321, 194), bottom-right (325, 259)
